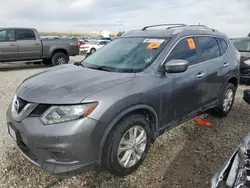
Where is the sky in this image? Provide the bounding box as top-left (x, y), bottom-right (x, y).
top-left (0, 0), bottom-right (249, 37)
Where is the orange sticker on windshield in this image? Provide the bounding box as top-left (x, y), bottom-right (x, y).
top-left (147, 42), bottom-right (161, 49)
top-left (187, 38), bottom-right (196, 49)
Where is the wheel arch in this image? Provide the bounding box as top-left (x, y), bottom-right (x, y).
top-left (97, 104), bottom-right (159, 164)
top-left (227, 76), bottom-right (238, 88)
top-left (51, 48), bottom-right (69, 59)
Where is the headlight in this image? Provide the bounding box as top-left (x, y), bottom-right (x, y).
top-left (244, 59), bottom-right (250, 65)
top-left (41, 102), bottom-right (98, 125)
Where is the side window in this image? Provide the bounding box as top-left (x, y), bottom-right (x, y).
top-left (99, 41), bottom-right (106, 45)
top-left (167, 37), bottom-right (198, 65)
top-left (197, 36), bottom-right (220, 62)
top-left (16, 29), bottom-right (36, 40)
top-left (0, 29), bottom-right (15, 41)
top-left (217, 38), bottom-right (228, 55)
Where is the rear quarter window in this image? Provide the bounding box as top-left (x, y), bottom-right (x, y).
top-left (217, 38), bottom-right (228, 55)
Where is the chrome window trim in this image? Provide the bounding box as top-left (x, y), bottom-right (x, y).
top-left (158, 34), bottom-right (230, 70)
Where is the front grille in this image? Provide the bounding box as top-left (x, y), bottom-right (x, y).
top-left (48, 150), bottom-right (71, 162)
top-left (17, 97), bottom-right (28, 113)
top-left (29, 104), bottom-right (51, 117)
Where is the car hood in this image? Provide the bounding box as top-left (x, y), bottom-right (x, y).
top-left (16, 64), bottom-right (135, 104)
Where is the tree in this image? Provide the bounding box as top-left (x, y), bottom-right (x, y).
top-left (117, 31), bottom-right (125, 37)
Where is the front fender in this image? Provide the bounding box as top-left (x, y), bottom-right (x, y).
top-left (96, 103), bottom-right (159, 164)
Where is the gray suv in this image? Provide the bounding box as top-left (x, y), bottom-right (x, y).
top-left (6, 24), bottom-right (239, 177)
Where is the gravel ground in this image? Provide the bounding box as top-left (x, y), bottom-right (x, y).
top-left (0, 58), bottom-right (250, 188)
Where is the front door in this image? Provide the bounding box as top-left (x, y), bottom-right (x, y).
top-left (160, 37), bottom-right (205, 126)
top-left (0, 29), bottom-right (18, 61)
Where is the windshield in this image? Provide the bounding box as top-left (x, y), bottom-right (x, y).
top-left (232, 39), bottom-right (250, 52)
top-left (81, 37), bottom-right (168, 73)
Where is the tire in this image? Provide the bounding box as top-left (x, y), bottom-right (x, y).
top-left (102, 114), bottom-right (152, 177)
top-left (212, 83), bottom-right (236, 117)
top-left (42, 58), bottom-right (52, 65)
top-left (90, 48), bottom-right (96, 54)
top-left (51, 52), bottom-right (69, 66)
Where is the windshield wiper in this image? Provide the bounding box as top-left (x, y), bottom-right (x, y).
top-left (74, 61), bottom-right (83, 66)
top-left (87, 66), bottom-right (111, 72)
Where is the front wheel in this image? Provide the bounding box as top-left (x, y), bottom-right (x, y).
top-left (212, 83), bottom-right (236, 117)
top-left (102, 114), bottom-right (152, 177)
top-left (51, 52), bottom-right (69, 66)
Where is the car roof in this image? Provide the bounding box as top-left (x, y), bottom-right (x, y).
top-left (97, 39), bottom-right (110, 42)
top-left (121, 24), bottom-right (226, 39)
top-left (231, 37), bottom-right (250, 40)
top-left (0, 27), bottom-right (36, 30)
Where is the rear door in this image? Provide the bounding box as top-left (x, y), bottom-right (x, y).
top-left (15, 29), bottom-right (42, 60)
top-left (0, 29), bottom-right (18, 60)
top-left (196, 36), bottom-right (226, 105)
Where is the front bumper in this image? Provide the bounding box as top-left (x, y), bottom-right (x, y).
top-left (6, 105), bottom-right (101, 175)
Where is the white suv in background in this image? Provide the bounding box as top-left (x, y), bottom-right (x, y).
top-left (79, 40), bottom-right (110, 54)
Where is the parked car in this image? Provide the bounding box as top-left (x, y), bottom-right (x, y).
top-left (0, 27), bottom-right (79, 65)
top-left (211, 89), bottom-right (250, 188)
top-left (101, 37), bottom-right (112, 41)
top-left (77, 39), bottom-right (88, 49)
top-left (79, 39), bottom-right (110, 54)
top-left (232, 38), bottom-right (250, 82)
top-left (6, 24), bottom-right (239, 177)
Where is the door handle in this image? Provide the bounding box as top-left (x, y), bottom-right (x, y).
top-left (197, 72), bottom-right (205, 78)
top-left (9, 44), bottom-right (15, 46)
top-left (224, 62), bottom-right (229, 67)
top-left (34, 43), bottom-right (40, 45)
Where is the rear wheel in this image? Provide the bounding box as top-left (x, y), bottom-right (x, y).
top-left (51, 52), bottom-right (69, 66)
top-left (212, 83), bottom-right (236, 117)
top-left (102, 114), bottom-right (151, 177)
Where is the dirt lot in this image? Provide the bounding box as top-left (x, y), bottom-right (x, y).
top-left (0, 58), bottom-right (249, 188)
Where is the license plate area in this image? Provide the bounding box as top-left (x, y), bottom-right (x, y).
top-left (8, 123), bottom-right (17, 141)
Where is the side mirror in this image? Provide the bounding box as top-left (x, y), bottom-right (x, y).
top-left (243, 89), bottom-right (250, 104)
top-left (164, 59), bottom-right (189, 73)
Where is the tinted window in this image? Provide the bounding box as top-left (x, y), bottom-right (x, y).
top-left (99, 41), bottom-right (106, 45)
top-left (16, 29), bottom-right (36, 40)
top-left (167, 37), bottom-right (197, 65)
top-left (217, 38), bottom-right (228, 55)
top-left (198, 36), bottom-right (220, 62)
top-left (0, 29), bottom-right (15, 41)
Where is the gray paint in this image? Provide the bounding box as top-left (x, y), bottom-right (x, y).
top-left (6, 26), bottom-right (239, 174)
top-left (0, 27), bottom-right (79, 62)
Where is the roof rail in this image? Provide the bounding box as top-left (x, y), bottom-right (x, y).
top-left (142, 24), bottom-right (188, 30)
top-left (189, 24), bottom-right (218, 32)
top-left (189, 24), bottom-right (208, 28)
top-left (142, 24), bottom-right (218, 32)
